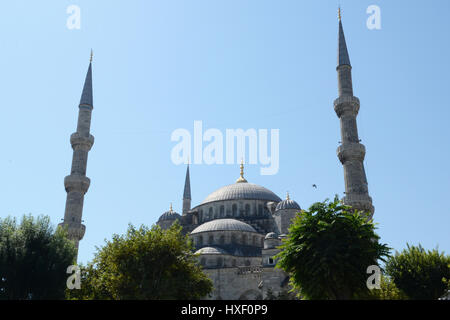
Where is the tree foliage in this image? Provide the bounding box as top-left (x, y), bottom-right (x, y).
top-left (0, 215), bottom-right (76, 300)
top-left (385, 244), bottom-right (450, 300)
top-left (275, 196), bottom-right (390, 300)
top-left (67, 222), bottom-right (213, 300)
top-left (367, 274), bottom-right (408, 300)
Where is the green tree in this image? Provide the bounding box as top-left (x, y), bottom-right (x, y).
top-left (367, 274), bottom-right (408, 300)
top-left (68, 222), bottom-right (213, 300)
top-left (276, 196), bottom-right (390, 300)
top-left (0, 215), bottom-right (76, 300)
top-left (385, 244), bottom-right (450, 300)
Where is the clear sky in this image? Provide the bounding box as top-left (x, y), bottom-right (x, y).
top-left (0, 0), bottom-right (449, 264)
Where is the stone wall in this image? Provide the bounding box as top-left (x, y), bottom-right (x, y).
top-left (202, 265), bottom-right (288, 300)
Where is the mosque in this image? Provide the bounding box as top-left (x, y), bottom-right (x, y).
top-left (157, 161), bottom-right (299, 299)
top-left (59, 13), bottom-right (375, 300)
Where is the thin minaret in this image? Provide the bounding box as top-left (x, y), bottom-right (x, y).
top-left (334, 10), bottom-right (374, 217)
top-left (182, 164), bottom-right (191, 215)
top-left (59, 51), bottom-right (95, 258)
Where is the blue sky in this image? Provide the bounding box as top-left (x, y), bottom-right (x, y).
top-left (0, 0), bottom-right (449, 264)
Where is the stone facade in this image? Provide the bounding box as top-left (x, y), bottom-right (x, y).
top-left (202, 266), bottom-right (288, 300)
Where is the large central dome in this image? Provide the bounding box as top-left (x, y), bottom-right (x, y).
top-left (200, 182), bottom-right (282, 205)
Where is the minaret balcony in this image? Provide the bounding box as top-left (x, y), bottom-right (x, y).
top-left (337, 142), bottom-right (365, 163)
top-left (70, 132), bottom-right (94, 151)
top-left (334, 95), bottom-right (360, 117)
top-left (64, 174), bottom-right (91, 193)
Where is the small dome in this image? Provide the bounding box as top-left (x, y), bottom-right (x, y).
top-left (275, 193), bottom-right (301, 211)
top-left (265, 232), bottom-right (278, 240)
top-left (191, 219), bottom-right (257, 234)
top-left (158, 205), bottom-right (181, 222)
top-left (195, 247), bottom-right (229, 255)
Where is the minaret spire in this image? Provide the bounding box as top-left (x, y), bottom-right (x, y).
top-left (338, 10), bottom-right (351, 68)
top-left (334, 14), bottom-right (374, 217)
top-left (182, 163), bottom-right (191, 215)
top-left (59, 53), bottom-right (95, 259)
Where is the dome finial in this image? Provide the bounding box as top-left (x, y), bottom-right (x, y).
top-left (286, 191), bottom-right (290, 200)
top-left (338, 7), bottom-right (341, 21)
top-left (90, 49), bottom-right (93, 63)
top-left (236, 159), bottom-right (248, 183)
top-left (170, 202), bottom-right (173, 211)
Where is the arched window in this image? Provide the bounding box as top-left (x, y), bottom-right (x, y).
top-left (208, 235), bottom-right (214, 245)
top-left (198, 235), bottom-right (203, 246)
top-left (253, 236), bottom-right (257, 246)
top-left (245, 260), bottom-right (251, 266)
top-left (258, 204), bottom-right (263, 216)
top-left (219, 235), bottom-right (225, 245)
top-left (200, 258), bottom-right (206, 266)
top-left (231, 233), bottom-right (237, 244)
top-left (217, 257), bottom-right (223, 267)
top-left (199, 209), bottom-right (203, 222)
top-left (242, 234), bottom-right (247, 245)
top-left (220, 205), bottom-right (225, 217)
top-left (208, 207), bottom-right (213, 219)
top-left (232, 204), bottom-right (237, 216)
top-left (245, 204), bottom-right (250, 216)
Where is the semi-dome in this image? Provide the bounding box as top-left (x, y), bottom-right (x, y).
top-left (200, 182), bottom-right (281, 205)
top-left (275, 193), bottom-right (301, 211)
top-left (195, 247), bottom-right (229, 255)
top-left (265, 232), bottom-right (278, 240)
top-left (191, 219), bottom-right (257, 234)
top-left (158, 204), bottom-right (181, 222)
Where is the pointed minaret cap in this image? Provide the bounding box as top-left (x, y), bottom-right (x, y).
top-left (337, 8), bottom-right (351, 67)
top-left (80, 50), bottom-right (93, 107)
top-left (236, 160), bottom-right (248, 183)
top-left (183, 163), bottom-right (191, 200)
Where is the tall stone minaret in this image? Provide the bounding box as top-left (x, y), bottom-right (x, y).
top-left (182, 164), bottom-right (191, 215)
top-left (334, 11), bottom-right (374, 217)
top-left (59, 53), bottom-right (95, 257)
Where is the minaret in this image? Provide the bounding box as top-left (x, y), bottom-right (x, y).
top-left (59, 52), bottom-right (95, 257)
top-left (334, 10), bottom-right (374, 217)
top-left (182, 164), bottom-right (191, 215)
